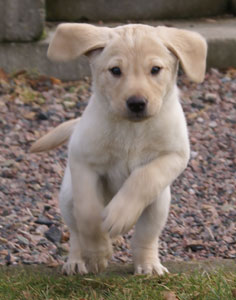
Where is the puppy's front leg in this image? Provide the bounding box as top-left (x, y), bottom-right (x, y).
top-left (102, 151), bottom-right (189, 238)
top-left (70, 162), bottom-right (112, 273)
top-left (132, 186), bottom-right (171, 275)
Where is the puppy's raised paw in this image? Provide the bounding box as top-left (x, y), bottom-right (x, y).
top-left (102, 196), bottom-right (142, 238)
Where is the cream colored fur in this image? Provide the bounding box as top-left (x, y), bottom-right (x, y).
top-left (30, 118), bottom-right (78, 153)
top-left (32, 23), bottom-right (207, 275)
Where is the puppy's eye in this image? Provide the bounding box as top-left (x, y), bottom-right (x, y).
top-left (151, 66), bottom-right (161, 75)
top-left (109, 67), bottom-right (122, 77)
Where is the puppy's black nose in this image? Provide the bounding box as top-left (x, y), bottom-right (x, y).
top-left (126, 96), bottom-right (147, 113)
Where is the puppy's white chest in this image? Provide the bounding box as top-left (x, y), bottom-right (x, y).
top-left (100, 129), bottom-right (158, 195)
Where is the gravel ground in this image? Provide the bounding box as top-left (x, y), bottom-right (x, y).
top-left (0, 68), bottom-right (235, 268)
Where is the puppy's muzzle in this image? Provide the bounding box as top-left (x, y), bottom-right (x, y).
top-left (126, 96), bottom-right (147, 120)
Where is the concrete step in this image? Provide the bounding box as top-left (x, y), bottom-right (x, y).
top-left (45, 0), bottom-right (229, 22)
top-left (0, 18), bottom-right (236, 81)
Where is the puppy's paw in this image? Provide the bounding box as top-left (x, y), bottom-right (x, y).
top-left (81, 239), bottom-right (112, 274)
top-left (62, 259), bottom-right (88, 275)
top-left (134, 261), bottom-right (169, 276)
top-left (102, 197), bottom-right (142, 238)
top-left (85, 254), bottom-right (109, 274)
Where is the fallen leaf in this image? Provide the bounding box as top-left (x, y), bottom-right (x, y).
top-left (22, 291), bottom-right (32, 300)
top-left (50, 76), bottom-right (62, 85)
top-left (23, 111), bottom-right (36, 120)
top-left (0, 68), bottom-right (8, 82)
top-left (61, 231), bottom-right (70, 243)
top-left (232, 288), bottom-right (236, 298)
top-left (12, 69), bottom-right (27, 78)
top-left (226, 68), bottom-right (236, 78)
top-left (162, 291), bottom-right (179, 300)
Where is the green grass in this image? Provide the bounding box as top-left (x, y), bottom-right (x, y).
top-left (0, 265), bottom-right (235, 300)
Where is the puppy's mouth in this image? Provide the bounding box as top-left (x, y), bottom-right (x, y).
top-left (126, 111), bottom-right (150, 122)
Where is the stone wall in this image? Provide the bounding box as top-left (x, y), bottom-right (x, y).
top-left (0, 1), bottom-right (236, 80)
top-left (46, 0), bottom-right (231, 22)
top-left (0, 0), bottom-right (235, 43)
top-left (232, 0), bottom-right (236, 13)
top-left (0, 0), bottom-right (45, 42)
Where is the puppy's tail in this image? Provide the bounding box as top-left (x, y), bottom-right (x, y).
top-left (30, 118), bottom-right (79, 153)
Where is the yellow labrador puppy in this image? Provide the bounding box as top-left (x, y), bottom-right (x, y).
top-left (31, 23), bottom-right (207, 275)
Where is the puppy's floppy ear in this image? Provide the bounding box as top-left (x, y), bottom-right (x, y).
top-left (158, 26), bottom-right (207, 83)
top-left (47, 23), bottom-right (112, 61)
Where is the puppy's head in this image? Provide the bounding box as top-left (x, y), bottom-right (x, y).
top-left (48, 24), bottom-right (207, 121)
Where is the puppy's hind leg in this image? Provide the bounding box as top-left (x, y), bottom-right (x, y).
top-left (131, 186), bottom-right (171, 275)
top-left (59, 166), bottom-right (88, 275)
